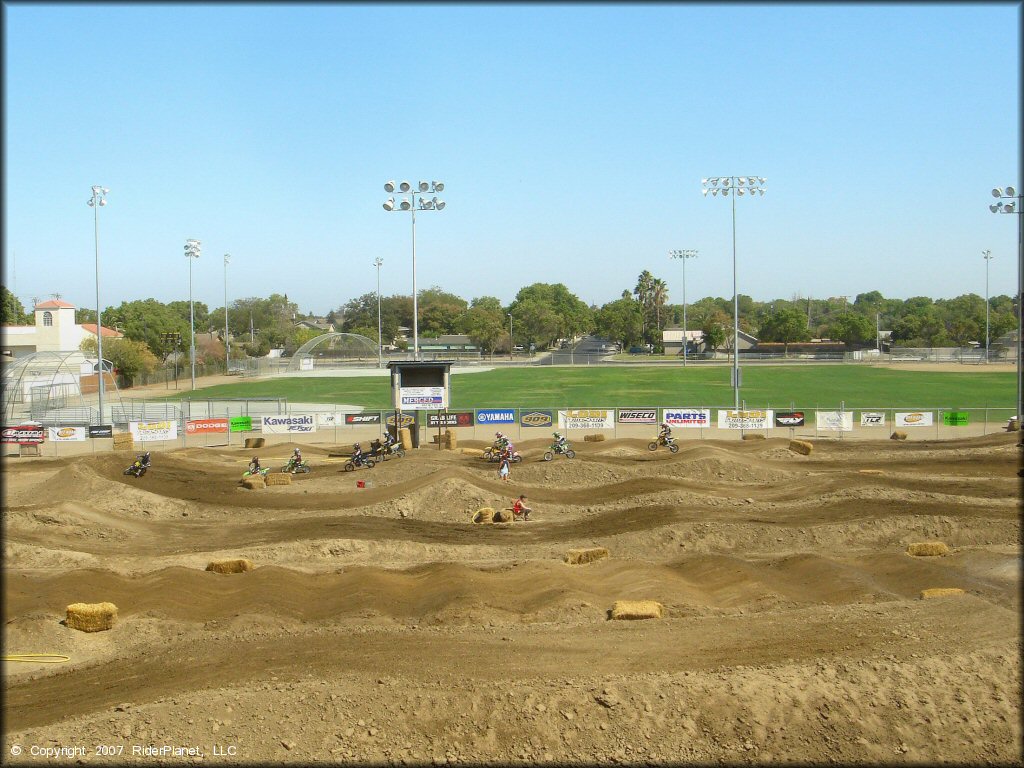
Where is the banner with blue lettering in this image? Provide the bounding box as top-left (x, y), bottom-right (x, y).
top-left (662, 408), bottom-right (711, 428)
top-left (476, 409), bottom-right (516, 425)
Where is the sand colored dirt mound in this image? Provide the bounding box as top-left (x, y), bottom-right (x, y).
top-left (2, 433), bottom-right (1020, 764)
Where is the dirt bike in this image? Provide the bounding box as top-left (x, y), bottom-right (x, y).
top-left (123, 457), bottom-right (150, 477)
top-left (542, 442), bottom-right (575, 461)
top-left (371, 440), bottom-right (405, 461)
top-left (648, 435), bottom-right (680, 454)
top-left (281, 459), bottom-right (311, 474)
top-left (343, 454), bottom-right (376, 472)
top-left (483, 446), bottom-right (522, 463)
top-left (242, 467), bottom-right (269, 479)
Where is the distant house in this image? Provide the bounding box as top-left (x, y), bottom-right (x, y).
top-left (294, 317), bottom-right (335, 333)
top-left (0, 299), bottom-right (123, 359)
top-left (418, 334), bottom-right (479, 353)
top-left (662, 327), bottom-right (705, 356)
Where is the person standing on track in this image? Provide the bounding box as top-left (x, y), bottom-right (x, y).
top-left (498, 451), bottom-right (511, 482)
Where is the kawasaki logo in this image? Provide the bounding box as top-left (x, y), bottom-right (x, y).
top-left (263, 416), bottom-right (313, 426)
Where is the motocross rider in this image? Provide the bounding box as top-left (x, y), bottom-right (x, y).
top-left (658, 422), bottom-right (673, 443)
top-left (248, 456), bottom-right (262, 475)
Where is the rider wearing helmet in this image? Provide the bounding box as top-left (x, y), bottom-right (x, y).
top-left (248, 456), bottom-right (262, 475)
top-left (553, 431), bottom-right (567, 450)
top-left (352, 442), bottom-right (364, 462)
top-left (140, 451), bottom-right (152, 468)
top-left (289, 447), bottom-right (303, 471)
top-left (659, 422), bottom-right (672, 441)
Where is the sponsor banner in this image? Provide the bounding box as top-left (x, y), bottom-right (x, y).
top-left (399, 386), bottom-right (447, 410)
top-left (860, 412), bottom-right (886, 427)
top-left (48, 426), bottom-right (87, 442)
top-left (229, 416), bottom-right (253, 433)
top-left (774, 411), bottom-right (805, 427)
top-left (427, 412), bottom-right (475, 428)
top-left (261, 415), bottom-right (317, 434)
top-left (662, 409), bottom-right (712, 428)
top-left (317, 413), bottom-right (342, 427)
top-left (88, 425), bottom-right (114, 439)
top-left (129, 420), bottom-right (178, 442)
top-left (476, 408), bottom-right (516, 425)
top-left (343, 413), bottom-right (382, 426)
top-left (2, 424), bottom-right (45, 444)
top-left (385, 413), bottom-right (416, 429)
top-left (520, 410), bottom-right (554, 428)
top-left (617, 409), bottom-right (657, 424)
top-left (896, 411), bottom-right (934, 428)
top-left (942, 411), bottom-right (970, 426)
top-left (299, 357), bottom-right (314, 371)
top-left (557, 409), bottom-right (615, 430)
top-left (185, 418), bottom-right (228, 434)
top-left (717, 410), bottom-right (773, 430)
top-left (816, 411), bottom-right (853, 431)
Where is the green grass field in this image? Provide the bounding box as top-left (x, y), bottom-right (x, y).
top-left (154, 365), bottom-right (1016, 411)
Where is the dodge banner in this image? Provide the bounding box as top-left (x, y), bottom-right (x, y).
top-left (717, 410), bottom-right (773, 430)
top-left (185, 418), bottom-right (228, 434)
top-left (129, 420), bottom-right (178, 442)
top-left (557, 409), bottom-right (615, 430)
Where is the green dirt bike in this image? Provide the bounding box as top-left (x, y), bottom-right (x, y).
top-left (281, 459), bottom-right (311, 474)
top-left (542, 441), bottom-right (575, 461)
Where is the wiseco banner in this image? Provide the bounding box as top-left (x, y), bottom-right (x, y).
top-left (185, 418), bottom-right (228, 434)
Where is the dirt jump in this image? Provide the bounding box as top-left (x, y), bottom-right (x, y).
top-left (3, 433), bottom-right (1021, 764)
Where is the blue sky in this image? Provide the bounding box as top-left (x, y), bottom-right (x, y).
top-left (3, 2), bottom-right (1021, 317)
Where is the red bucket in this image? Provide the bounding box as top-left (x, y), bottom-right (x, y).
top-left (356, 480), bottom-right (365, 488)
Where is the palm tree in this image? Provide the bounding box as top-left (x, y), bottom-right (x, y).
top-left (633, 271), bottom-right (655, 342)
top-left (651, 278), bottom-right (669, 338)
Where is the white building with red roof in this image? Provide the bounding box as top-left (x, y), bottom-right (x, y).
top-left (1, 299), bottom-right (123, 359)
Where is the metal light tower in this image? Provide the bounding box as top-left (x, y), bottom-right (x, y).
top-left (374, 256), bottom-right (384, 368)
top-left (508, 313), bottom-right (514, 361)
top-left (224, 253), bottom-right (231, 373)
top-left (184, 239), bottom-right (201, 390)
top-left (669, 249), bottom-right (698, 365)
top-left (87, 185), bottom-right (108, 425)
top-left (982, 250), bottom-right (993, 362)
top-left (989, 185), bottom-right (1023, 423)
top-left (383, 180), bottom-right (446, 360)
top-left (702, 176), bottom-right (766, 409)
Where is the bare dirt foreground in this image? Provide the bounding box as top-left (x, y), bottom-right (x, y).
top-left (3, 434), bottom-right (1022, 766)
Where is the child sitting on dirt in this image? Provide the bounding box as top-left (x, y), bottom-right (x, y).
top-left (512, 495), bottom-right (532, 521)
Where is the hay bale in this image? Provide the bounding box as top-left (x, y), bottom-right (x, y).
top-left (565, 547), bottom-right (610, 565)
top-left (445, 430), bottom-right (458, 450)
top-left (399, 427), bottom-right (412, 451)
top-left (610, 600), bottom-right (663, 620)
top-left (906, 541), bottom-right (951, 557)
top-left (66, 602), bottom-right (117, 633)
top-left (742, 433), bottom-right (766, 441)
top-left (584, 433), bottom-right (606, 442)
top-left (241, 476), bottom-right (265, 490)
top-left (472, 507), bottom-right (495, 524)
top-left (112, 433), bottom-right (134, 451)
top-left (244, 437), bottom-right (265, 449)
top-left (920, 587), bottom-right (965, 599)
top-left (493, 508), bottom-right (513, 523)
top-left (788, 440), bottom-right (813, 455)
top-left (859, 469), bottom-right (884, 475)
top-left (265, 472), bottom-right (292, 486)
top-left (890, 431), bottom-right (908, 440)
top-left (205, 558), bottom-right (254, 574)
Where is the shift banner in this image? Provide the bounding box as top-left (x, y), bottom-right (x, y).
top-left (717, 410), bottom-right (773, 430)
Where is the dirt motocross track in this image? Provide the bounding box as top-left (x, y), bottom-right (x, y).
top-left (3, 434), bottom-right (1022, 765)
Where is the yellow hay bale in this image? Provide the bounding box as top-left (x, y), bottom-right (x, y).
top-left (265, 472), bottom-right (292, 486)
top-left (906, 541), bottom-right (951, 557)
top-left (788, 440), bottom-right (813, 455)
top-left (112, 433), bottom-right (134, 452)
top-left (244, 437), bottom-right (265, 448)
top-left (493, 508), bottom-right (513, 523)
top-left (445, 430), bottom-right (458, 450)
top-left (399, 427), bottom-right (413, 451)
top-left (859, 469), bottom-right (884, 475)
top-left (205, 558), bottom-right (254, 574)
top-left (890, 431), bottom-right (908, 441)
top-left (742, 433), bottom-right (766, 441)
top-left (565, 547), bottom-right (610, 565)
top-left (472, 507), bottom-right (495, 524)
top-left (920, 587), bottom-right (965, 599)
top-left (65, 602), bottom-right (117, 633)
top-left (584, 433), bottom-right (606, 442)
top-left (241, 476), bottom-right (265, 490)
top-left (610, 600), bottom-right (663, 620)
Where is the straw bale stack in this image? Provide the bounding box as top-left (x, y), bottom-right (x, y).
top-left (399, 427), bottom-right (412, 451)
top-left (920, 587), bottom-right (965, 599)
top-left (584, 433), bottom-right (606, 442)
top-left (610, 600), bottom-right (663, 620)
top-left (244, 437), bottom-right (265, 449)
top-left (788, 440), bottom-right (813, 455)
top-left (66, 602), bottom-right (118, 633)
top-left (859, 469), bottom-right (884, 475)
top-left (742, 433), bottom-right (766, 441)
top-left (890, 431), bottom-right (908, 441)
top-left (906, 541), bottom-right (950, 557)
top-left (445, 430), bottom-right (458, 450)
top-left (493, 508), bottom-right (513, 523)
top-left (241, 476), bottom-right (266, 490)
top-left (112, 433), bottom-right (134, 451)
top-left (565, 547), bottom-right (609, 565)
top-left (265, 472), bottom-right (292, 486)
top-left (472, 507), bottom-right (496, 524)
top-left (206, 558), bottom-right (254, 574)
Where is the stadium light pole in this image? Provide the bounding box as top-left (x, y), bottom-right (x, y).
top-left (87, 186), bottom-right (109, 426)
top-left (702, 176), bottom-right (766, 409)
top-left (224, 254), bottom-right (231, 373)
top-left (669, 249), bottom-right (698, 366)
top-left (383, 180), bottom-right (446, 360)
top-left (374, 256), bottom-right (384, 368)
top-left (508, 313), bottom-right (514, 361)
top-left (982, 250), bottom-right (993, 363)
top-left (184, 239), bottom-right (201, 391)
top-left (989, 185), bottom-right (1023, 424)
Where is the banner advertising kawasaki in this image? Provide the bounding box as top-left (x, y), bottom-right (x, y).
top-left (815, 411), bottom-right (853, 431)
top-left (48, 426), bottom-right (87, 441)
top-left (895, 411), bottom-right (934, 428)
top-left (942, 411), bottom-right (970, 426)
top-left (662, 409), bottom-right (711, 428)
top-left (557, 409), bottom-right (615, 430)
top-left (860, 412), bottom-right (886, 427)
top-left (129, 420), bottom-right (178, 441)
top-left (717, 410), bottom-right (773, 430)
top-left (229, 416), bottom-right (253, 433)
top-left (261, 415), bottom-right (316, 434)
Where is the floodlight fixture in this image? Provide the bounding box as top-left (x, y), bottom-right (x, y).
top-left (399, 180), bottom-right (411, 192)
top-left (992, 188), bottom-right (1003, 197)
top-left (418, 181), bottom-right (430, 192)
top-left (399, 199), bottom-right (411, 211)
top-left (986, 181), bottom-right (1022, 424)
top-left (385, 180), bottom-right (396, 193)
top-left (383, 198), bottom-right (395, 211)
